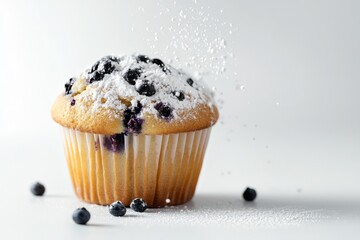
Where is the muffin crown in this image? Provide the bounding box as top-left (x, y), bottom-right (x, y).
top-left (52, 54), bottom-right (219, 135)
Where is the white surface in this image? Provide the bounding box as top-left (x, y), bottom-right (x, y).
top-left (1, 136), bottom-right (360, 239)
top-left (1, 0), bottom-right (360, 239)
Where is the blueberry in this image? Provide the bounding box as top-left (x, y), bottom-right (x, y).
top-left (130, 198), bottom-right (148, 212)
top-left (121, 102), bottom-right (144, 133)
top-left (154, 102), bottom-right (173, 119)
top-left (89, 71), bottom-right (104, 83)
top-left (136, 80), bottom-right (156, 96)
top-left (102, 60), bottom-right (115, 75)
top-left (30, 182), bottom-right (45, 196)
top-left (72, 207), bottom-right (91, 225)
top-left (65, 78), bottom-right (75, 95)
top-left (132, 101), bottom-right (143, 114)
top-left (159, 105), bottom-right (173, 119)
top-left (137, 55), bottom-right (150, 63)
top-left (152, 58), bottom-right (169, 73)
top-left (89, 56), bottom-right (117, 83)
top-left (103, 134), bottom-right (125, 152)
top-left (123, 108), bottom-right (143, 134)
top-left (154, 102), bottom-right (163, 110)
top-left (109, 201), bottom-right (127, 217)
top-left (172, 91), bottom-right (185, 101)
top-left (90, 56), bottom-right (118, 74)
top-left (123, 109), bottom-right (133, 124)
top-left (70, 99), bottom-right (76, 106)
top-left (151, 58), bottom-right (165, 67)
top-left (90, 61), bottom-right (100, 73)
top-left (124, 68), bottom-right (142, 85)
top-left (186, 78), bottom-right (194, 87)
top-left (243, 187), bottom-right (257, 201)
top-left (127, 117), bottom-right (143, 134)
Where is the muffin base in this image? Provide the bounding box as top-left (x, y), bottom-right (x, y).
top-left (63, 127), bottom-right (211, 207)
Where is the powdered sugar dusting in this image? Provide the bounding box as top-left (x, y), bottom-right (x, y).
top-left (70, 54), bottom-right (215, 120)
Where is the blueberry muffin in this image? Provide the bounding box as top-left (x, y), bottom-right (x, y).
top-left (52, 54), bottom-right (218, 207)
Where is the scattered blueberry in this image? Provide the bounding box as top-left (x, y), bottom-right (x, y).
top-left (124, 68), bottom-right (142, 85)
top-left (70, 99), bottom-right (76, 106)
top-left (127, 117), bottom-right (143, 134)
top-left (123, 109), bottom-right (133, 122)
top-left (103, 134), bottom-right (125, 152)
top-left (151, 58), bottom-right (169, 73)
top-left (90, 61), bottom-right (100, 73)
top-left (130, 198), bottom-right (148, 212)
top-left (88, 56), bottom-right (118, 83)
top-left (30, 182), bottom-right (45, 196)
top-left (132, 101), bottom-right (143, 114)
top-left (172, 91), bottom-right (185, 101)
top-left (109, 201), bottom-right (127, 217)
top-left (89, 71), bottom-right (104, 83)
top-left (72, 207), bottom-right (91, 225)
top-left (122, 101), bottom-right (143, 133)
top-left (123, 103), bottom-right (143, 134)
top-left (65, 78), bottom-right (75, 95)
top-left (154, 102), bottom-right (173, 119)
top-left (137, 55), bottom-right (150, 63)
top-left (186, 78), bottom-right (194, 87)
top-left (159, 106), bottom-right (173, 119)
top-left (102, 60), bottom-right (115, 75)
top-left (151, 58), bottom-right (165, 68)
top-left (243, 187), bottom-right (257, 201)
top-left (136, 80), bottom-right (156, 96)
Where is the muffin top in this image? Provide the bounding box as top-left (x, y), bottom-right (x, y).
top-left (51, 54), bottom-right (219, 135)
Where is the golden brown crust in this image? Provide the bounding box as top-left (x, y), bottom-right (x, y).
top-left (52, 94), bottom-right (219, 135)
top-left (141, 103), bottom-right (219, 135)
top-left (51, 95), bottom-right (124, 134)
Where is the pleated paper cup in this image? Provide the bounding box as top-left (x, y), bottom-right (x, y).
top-left (62, 127), bottom-right (212, 207)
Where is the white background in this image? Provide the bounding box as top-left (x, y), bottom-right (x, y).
top-left (1, 0), bottom-right (360, 239)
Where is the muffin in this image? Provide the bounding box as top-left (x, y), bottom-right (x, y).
top-left (52, 54), bottom-right (219, 207)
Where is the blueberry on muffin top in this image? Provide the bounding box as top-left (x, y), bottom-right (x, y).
top-left (52, 54), bottom-right (218, 135)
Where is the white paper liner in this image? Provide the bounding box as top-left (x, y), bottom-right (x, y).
top-left (62, 127), bottom-right (212, 207)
